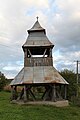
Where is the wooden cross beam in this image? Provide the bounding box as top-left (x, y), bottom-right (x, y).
top-left (28, 49), bottom-right (32, 57)
top-left (43, 49), bottom-right (47, 57)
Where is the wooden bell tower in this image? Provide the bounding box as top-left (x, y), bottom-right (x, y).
top-left (10, 17), bottom-right (69, 105)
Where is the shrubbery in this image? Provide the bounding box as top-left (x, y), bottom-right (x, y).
top-left (60, 69), bottom-right (77, 100)
top-left (0, 72), bottom-right (7, 91)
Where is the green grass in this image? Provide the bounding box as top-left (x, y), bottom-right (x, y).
top-left (0, 91), bottom-right (80, 120)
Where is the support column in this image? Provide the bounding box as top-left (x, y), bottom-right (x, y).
top-left (29, 89), bottom-right (36, 101)
top-left (51, 84), bottom-right (56, 101)
top-left (24, 85), bottom-right (27, 102)
top-left (49, 48), bottom-right (52, 57)
top-left (11, 86), bottom-right (17, 100)
top-left (11, 86), bottom-right (14, 100)
top-left (43, 85), bottom-right (51, 101)
top-left (14, 86), bottom-right (17, 100)
top-left (14, 86), bottom-right (17, 91)
top-left (59, 85), bottom-right (62, 97)
top-left (64, 85), bottom-right (67, 100)
top-left (26, 89), bottom-right (29, 100)
top-left (24, 48), bottom-right (28, 58)
top-left (54, 84), bottom-right (56, 101)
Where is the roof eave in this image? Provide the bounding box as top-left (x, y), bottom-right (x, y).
top-left (27, 29), bottom-right (46, 34)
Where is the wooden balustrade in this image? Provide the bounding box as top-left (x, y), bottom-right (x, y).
top-left (24, 57), bottom-right (53, 67)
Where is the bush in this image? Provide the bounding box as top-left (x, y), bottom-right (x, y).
top-left (71, 96), bottom-right (80, 107)
top-left (0, 72), bottom-right (7, 91)
top-left (60, 69), bottom-right (77, 100)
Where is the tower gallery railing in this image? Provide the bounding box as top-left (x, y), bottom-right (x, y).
top-left (24, 57), bottom-right (53, 67)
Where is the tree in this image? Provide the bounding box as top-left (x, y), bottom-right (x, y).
top-left (60, 69), bottom-right (77, 100)
top-left (0, 72), bottom-right (7, 91)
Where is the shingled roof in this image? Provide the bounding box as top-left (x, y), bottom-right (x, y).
top-left (28, 20), bottom-right (45, 32)
top-left (22, 20), bottom-right (54, 47)
top-left (10, 66), bottom-right (68, 85)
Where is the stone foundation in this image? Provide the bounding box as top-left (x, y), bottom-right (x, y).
top-left (11, 100), bottom-right (69, 107)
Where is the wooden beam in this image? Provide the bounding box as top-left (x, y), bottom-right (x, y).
top-left (28, 49), bottom-right (32, 57)
top-left (24, 49), bottom-right (28, 58)
top-left (43, 49), bottom-right (47, 57)
top-left (24, 85), bottom-right (27, 102)
top-left (11, 86), bottom-right (14, 100)
top-left (51, 84), bottom-right (56, 101)
top-left (28, 89), bottom-right (36, 101)
top-left (14, 86), bottom-right (18, 100)
top-left (56, 91), bottom-right (62, 100)
top-left (17, 88), bottom-right (24, 100)
top-left (49, 48), bottom-right (52, 57)
top-left (41, 88), bottom-right (48, 100)
top-left (59, 85), bottom-right (61, 96)
top-left (64, 85), bottom-right (67, 99)
top-left (43, 86), bottom-right (51, 101)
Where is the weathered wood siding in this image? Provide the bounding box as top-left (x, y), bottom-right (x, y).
top-left (24, 57), bottom-right (53, 67)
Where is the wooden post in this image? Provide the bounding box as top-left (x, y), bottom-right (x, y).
top-left (54, 84), bottom-right (56, 101)
top-left (14, 86), bottom-right (17, 91)
top-left (28, 88), bottom-right (36, 101)
top-left (49, 48), bottom-right (52, 57)
top-left (43, 85), bottom-right (51, 101)
top-left (41, 87), bottom-right (47, 100)
top-left (14, 86), bottom-right (17, 100)
top-left (17, 88), bottom-right (24, 100)
top-left (64, 85), bottom-right (67, 99)
top-left (26, 89), bottom-right (29, 100)
top-left (24, 85), bottom-right (27, 102)
top-left (11, 86), bottom-right (13, 100)
top-left (59, 85), bottom-right (61, 97)
top-left (51, 84), bottom-right (56, 101)
top-left (24, 49), bottom-right (28, 58)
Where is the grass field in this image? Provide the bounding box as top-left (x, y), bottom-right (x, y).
top-left (0, 91), bottom-right (80, 120)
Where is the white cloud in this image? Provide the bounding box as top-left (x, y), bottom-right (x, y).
top-left (3, 65), bottom-right (22, 71)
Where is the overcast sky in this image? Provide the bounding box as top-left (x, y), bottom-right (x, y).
top-left (0, 0), bottom-right (80, 78)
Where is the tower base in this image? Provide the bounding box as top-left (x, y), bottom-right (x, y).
top-left (10, 100), bottom-right (69, 107)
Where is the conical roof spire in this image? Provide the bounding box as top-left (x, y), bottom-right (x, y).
top-left (23, 17), bottom-right (54, 47)
top-left (28, 17), bottom-right (45, 34)
top-left (36, 16), bottom-right (39, 21)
